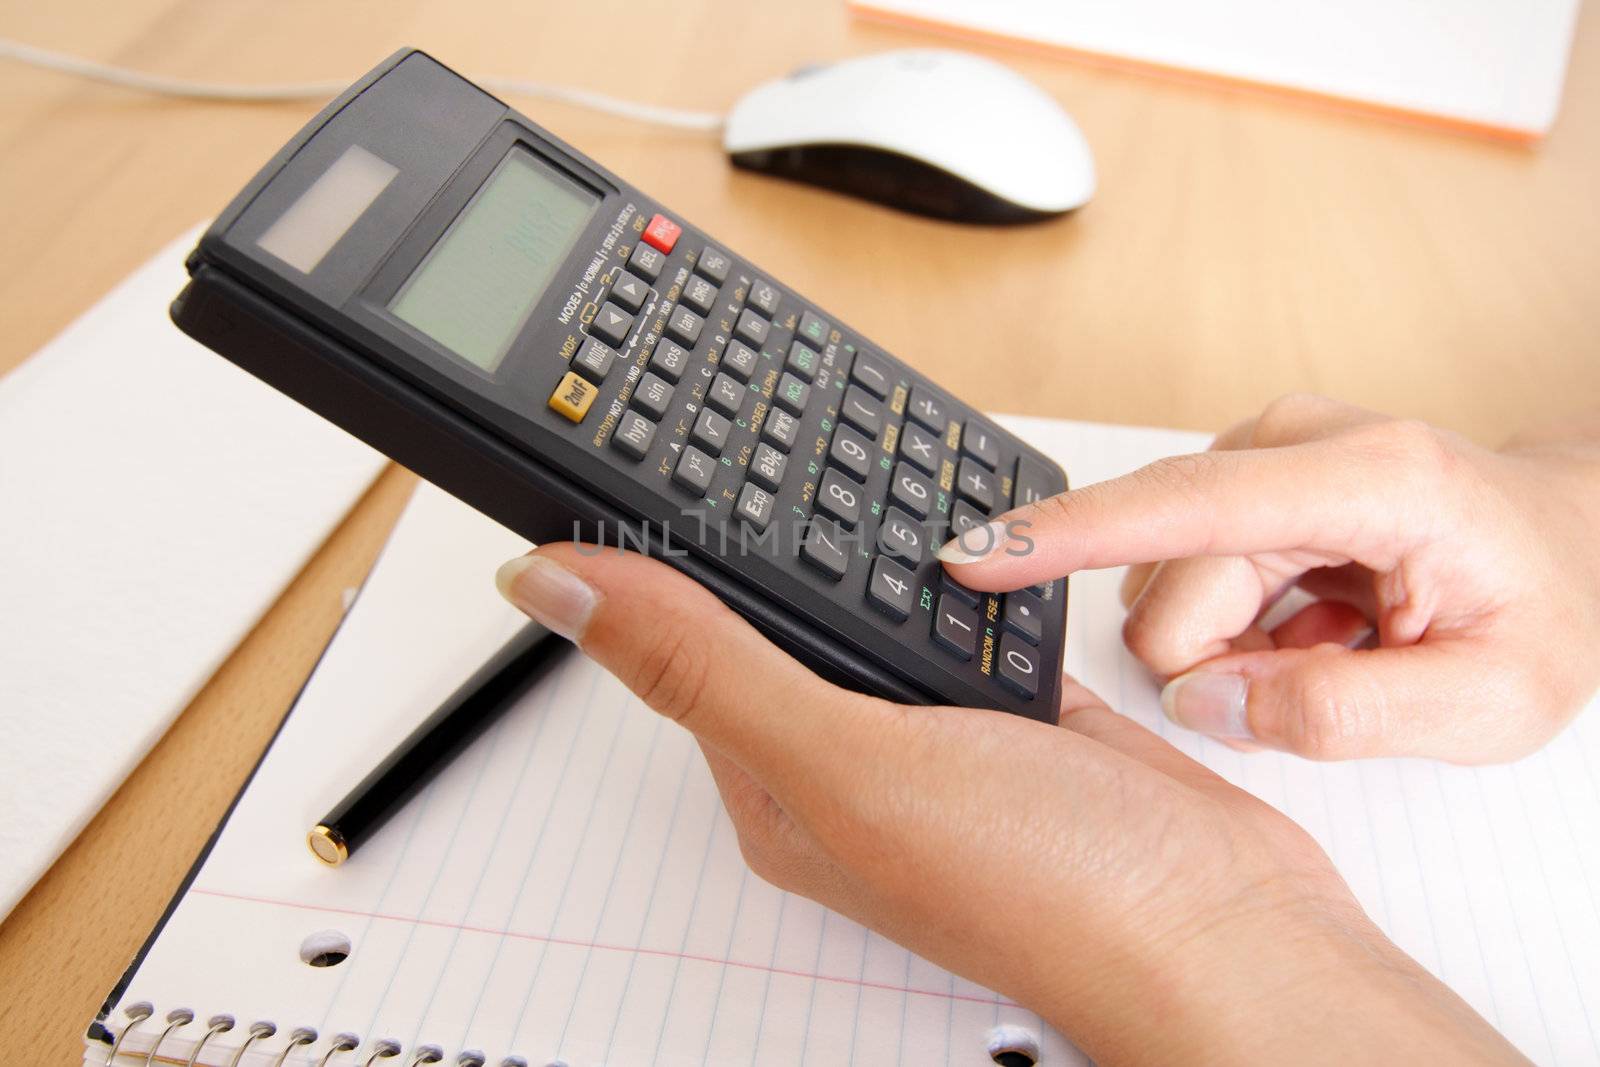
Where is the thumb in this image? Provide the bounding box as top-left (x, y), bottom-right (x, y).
top-left (1159, 641), bottom-right (1532, 763)
top-left (494, 543), bottom-right (883, 790)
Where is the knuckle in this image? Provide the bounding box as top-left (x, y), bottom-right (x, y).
top-left (1121, 605), bottom-right (1180, 673)
top-left (1251, 392), bottom-right (1329, 446)
top-left (1275, 664), bottom-right (1376, 760)
top-left (627, 627), bottom-right (714, 727)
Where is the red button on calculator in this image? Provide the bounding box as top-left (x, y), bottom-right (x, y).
top-left (642, 213), bottom-right (681, 254)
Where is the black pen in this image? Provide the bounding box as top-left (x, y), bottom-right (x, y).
top-left (307, 621), bottom-right (569, 866)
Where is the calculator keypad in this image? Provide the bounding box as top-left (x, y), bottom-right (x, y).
top-left (560, 209), bottom-right (1064, 714)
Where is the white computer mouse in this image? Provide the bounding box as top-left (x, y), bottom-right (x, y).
top-left (723, 49), bottom-right (1095, 223)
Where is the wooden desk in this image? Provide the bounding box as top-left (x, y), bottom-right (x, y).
top-left (2, 2), bottom-right (1596, 1059)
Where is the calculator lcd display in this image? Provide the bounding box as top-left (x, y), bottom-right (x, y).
top-left (390, 148), bottom-right (598, 372)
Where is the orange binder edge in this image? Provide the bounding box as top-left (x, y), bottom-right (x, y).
top-left (848, 1), bottom-right (1545, 146)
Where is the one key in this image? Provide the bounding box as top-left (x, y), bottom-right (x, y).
top-left (1014, 455), bottom-right (1055, 508)
top-left (906, 387), bottom-right (949, 432)
top-left (735, 482), bottom-right (775, 532)
top-left (1003, 590), bottom-right (1045, 645)
top-left (850, 350), bottom-right (893, 399)
top-left (932, 595), bottom-right (980, 660)
top-left (630, 372), bottom-right (674, 421)
top-left (889, 462), bottom-right (933, 519)
top-left (867, 556), bottom-right (916, 621)
top-left (962, 421), bottom-right (1001, 469)
top-left (749, 442), bottom-right (787, 491)
top-left (942, 570), bottom-right (982, 607)
top-left (748, 278), bottom-right (781, 317)
top-left (649, 339), bottom-right (691, 383)
top-left (627, 241), bottom-right (666, 282)
top-left (673, 445), bottom-right (715, 495)
top-left (829, 424), bottom-right (874, 482)
top-left (763, 408), bottom-right (800, 452)
top-left (956, 457), bottom-right (996, 512)
top-left (899, 421), bottom-right (941, 474)
top-left (949, 498), bottom-right (987, 539)
top-left (996, 632), bottom-right (1041, 699)
top-left (643, 212), bottom-right (681, 253)
top-left (774, 372), bottom-right (810, 416)
top-left (796, 310), bottom-right (829, 349)
top-left (707, 372), bottom-right (746, 418)
top-left (609, 271), bottom-right (650, 314)
top-left (681, 274), bottom-right (719, 316)
top-left (801, 517), bottom-right (850, 580)
top-left (735, 308), bottom-right (770, 347)
top-left (815, 467), bottom-right (862, 528)
top-left (785, 340), bottom-right (821, 381)
top-left (720, 340), bottom-right (759, 382)
top-left (839, 385), bottom-right (882, 438)
top-left (611, 410), bottom-right (656, 460)
top-left (697, 246), bottom-right (732, 284)
top-left (570, 336), bottom-right (615, 384)
top-left (691, 407), bottom-right (731, 455)
top-left (548, 370), bottom-right (598, 424)
top-left (591, 301), bottom-right (633, 348)
top-left (877, 506), bottom-right (924, 565)
top-left (667, 304), bottom-right (704, 347)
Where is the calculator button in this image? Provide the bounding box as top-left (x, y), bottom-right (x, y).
top-left (962, 421), bottom-right (1001, 469)
top-left (548, 370), bottom-right (598, 423)
top-left (850, 350), bottom-right (893, 399)
top-left (956, 457), bottom-right (996, 512)
top-left (682, 274), bottom-right (718, 316)
top-left (996, 633), bottom-right (1041, 699)
top-left (748, 279), bottom-right (781, 317)
top-left (933, 595), bottom-right (979, 660)
top-left (673, 445), bottom-right (715, 494)
top-left (627, 241), bottom-right (666, 282)
top-left (888, 462), bottom-right (934, 518)
top-left (697, 247), bottom-right (732, 284)
top-left (591, 302), bottom-right (633, 348)
top-left (749, 442), bottom-right (787, 491)
top-left (609, 271), bottom-right (650, 314)
top-left (816, 468), bottom-right (862, 528)
top-left (867, 556), bottom-right (916, 621)
top-left (735, 482), bottom-right (775, 531)
top-left (763, 408), bottom-right (799, 452)
top-left (774, 372), bottom-right (811, 416)
top-left (829, 424), bottom-right (874, 482)
top-left (734, 308), bottom-right (769, 347)
top-left (801, 518), bottom-right (850, 581)
top-left (949, 499), bottom-right (988, 539)
top-left (571, 337), bottom-right (616, 384)
top-left (796, 310), bottom-right (830, 349)
top-left (899, 421), bottom-right (941, 474)
top-left (691, 407), bottom-right (731, 455)
top-left (785, 340), bottom-right (821, 382)
top-left (906, 387), bottom-right (949, 432)
top-left (1003, 590), bottom-right (1045, 645)
top-left (877, 507), bottom-right (924, 565)
top-left (649, 339), bottom-right (691, 383)
top-left (667, 304), bottom-right (704, 347)
top-left (720, 340), bottom-right (759, 382)
top-left (942, 571), bottom-right (981, 607)
top-left (643, 213), bottom-right (681, 254)
top-left (631, 372), bottom-right (674, 421)
top-left (1014, 455), bottom-right (1055, 508)
top-left (840, 386), bottom-right (882, 438)
top-left (707, 373), bottom-right (747, 418)
top-left (612, 410), bottom-right (656, 460)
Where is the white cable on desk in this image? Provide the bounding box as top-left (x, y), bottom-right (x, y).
top-left (0, 38), bottom-right (725, 131)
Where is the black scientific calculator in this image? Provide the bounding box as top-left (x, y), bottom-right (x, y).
top-left (172, 49), bottom-right (1069, 721)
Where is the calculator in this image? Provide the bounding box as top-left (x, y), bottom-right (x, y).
top-left (171, 50), bottom-right (1069, 721)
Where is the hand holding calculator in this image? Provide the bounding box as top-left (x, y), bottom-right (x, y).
top-left (172, 49), bottom-right (1070, 720)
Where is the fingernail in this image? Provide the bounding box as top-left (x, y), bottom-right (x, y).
top-left (936, 520), bottom-right (1008, 564)
top-left (494, 554), bottom-right (598, 641)
top-left (1161, 671), bottom-right (1252, 739)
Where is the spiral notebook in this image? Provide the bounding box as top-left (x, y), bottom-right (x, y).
top-left (87, 417), bottom-right (1600, 1066)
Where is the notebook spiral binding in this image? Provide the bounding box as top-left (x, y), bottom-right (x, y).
top-left (101, 1001), bottom-right (485, 1067)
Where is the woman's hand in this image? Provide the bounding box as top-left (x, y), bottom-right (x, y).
top-left (496, 545), bottom-right (1523, 1064)
top-left (941, 396), bottom-right (1600, 764)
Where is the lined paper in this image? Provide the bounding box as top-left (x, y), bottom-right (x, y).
top-left (96, 418), bottom-right (1599, 1066)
